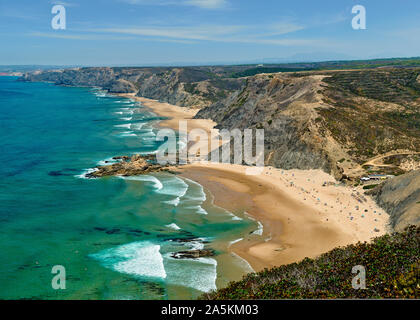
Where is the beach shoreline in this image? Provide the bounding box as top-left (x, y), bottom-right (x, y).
top-left (176, 163), bottom-right (390, 271)
top-left (116, 93), bottom-right (217, 133)
top-left (117, 93), bottom-right (391, 272)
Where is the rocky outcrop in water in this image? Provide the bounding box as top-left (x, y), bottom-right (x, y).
top-left (86, 154), bottom-right (174, 178)
top-left (171, 249), bottom-right (215, 259)
top-left (367, 170), bottom-right (420, 231)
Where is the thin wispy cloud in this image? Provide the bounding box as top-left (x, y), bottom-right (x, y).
top-left (89, 25), bottom-right (244, 41)
top-left (84, 21), bottom-right (316, 46)
top-left (120, 0), bottom-right (228, 9)
top-left (50, 1), bottom-right (79, 7)
top-left (28, 31), bottom-right (197, 43)
top-left (28, 32), bottom-right (134, 41)
top-left (263, 22), bottom-right (305, 36)
top-left (184, 0), bottom-right (228, 9)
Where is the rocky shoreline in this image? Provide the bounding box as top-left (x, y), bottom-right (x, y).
top-left (86, 154), bottom-right (178, 178)
top-left (171, 249), bottom-right (216, 259)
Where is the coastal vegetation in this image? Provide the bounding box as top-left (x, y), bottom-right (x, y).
top-left (202, 226), bottom-right (419, 299)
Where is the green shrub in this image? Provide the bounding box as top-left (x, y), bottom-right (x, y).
top-left (201, 226), bottom-right (419, 299)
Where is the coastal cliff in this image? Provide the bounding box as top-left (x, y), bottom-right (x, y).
top-left (20, 66), bottom-right (245, 109)
top-left (368, 170), bottom-right (420, 231)
top-left (20, 65), bottom-right (420, 180)
top-left (196, 69), bottom-right (420, 180)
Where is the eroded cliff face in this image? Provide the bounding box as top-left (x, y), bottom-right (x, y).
top-left (21, 67), bottom-right (119, 89)
top-left (133, 68), bottom-right (243, 109)
top-left (195, 69), bottom-right (420, 180)
top-left (368, 170), bottom-right (420, 231)
top-left (196, 74), bottom-right (341, 177)
top-left (21, 67), bottom-right (420, 180)
top-left (21, 67), bottom-right (244, 109)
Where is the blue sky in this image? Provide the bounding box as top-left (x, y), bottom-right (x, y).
top-left (0, 0), bottom-right (419, 65)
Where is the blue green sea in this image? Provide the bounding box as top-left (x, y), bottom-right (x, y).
top-left (0, 76), bottom-right (256, 300)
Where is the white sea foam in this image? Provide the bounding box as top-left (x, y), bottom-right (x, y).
top-left (184, 238), bottom-right (205, 250)
top-left (195, 206), bottom-right (208, 215)
top-left (118, 129), bottom-right (138, 137)
top-left (164, 198), bottom-right (180, 206)
top-left (114, 123), bottom-right (132, 129)
top-left (165, 223), bottom-right (181, 231)
top-left (121, 175), bottom-right (163, 190)
top-left (164, 253), bottom-right (217, 293)
top-left (132, 122), bottom-right (146, 130)
top-left (90, 241), bottom-right (166, 279)
top-left (184, 178), bottom-right (207, 202)
top-left (93, 91), bottom-right (108, 98)
top-left (228, 212), bottom-right (243, 221)
top-left (230, 252), bottom-right (255, 273)
top-left (75, 168), bottom-right (98, 179)
top-left (252, 221), bottom-right (264, 236)
top-left (97, 157), bottom-right (119, 166)
top-left (120, 117), bottom-right (132, 121)
top-left (117, 108), bottom-right (134, 115)
top-left (244, 211), bottom-right (256, 221)
top-left (228, 238), bottom-right (243, 247)
top-left (158, 177), bottom-right (189, 207)
top-left (177, 178), bottom-right (208, 214)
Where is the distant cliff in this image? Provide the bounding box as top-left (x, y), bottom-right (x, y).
top-left (368, 170), bottom-right (420, 231)
top-left (21, 66), bottom-right (420, 180)
top-left (20, 66), bottom-right (245, 109)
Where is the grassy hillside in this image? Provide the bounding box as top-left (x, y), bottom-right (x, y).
top-left (317, 68), bottom-right (420, 162)
top-left (202, 226), bottom-right (419, 299)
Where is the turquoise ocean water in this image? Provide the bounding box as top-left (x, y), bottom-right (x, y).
top-left (0, 76), bottom-right (255, 300)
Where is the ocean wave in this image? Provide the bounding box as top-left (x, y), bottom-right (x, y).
top-left (132, 122), bottom-right (146, 130)
top-left (116, 100), bottom-right (134, 104)
top-left (117, 108), bottom-right (134, 115)
top-left (230, 252), bottom-right (255, 273)
top-left (164, 198), bottom-right (180, 206)
top-left (228, 238), bottom-right (243, 247)
top-left (90, 241), bottom-right (167, 279)
top-left (252, 221), bottom-right (264, 236)
top-left (165, 223), bottom-right (181, 231)
top-left (158, 176), bottom-right (189, 207)
top-left (121, 175), bottom-right (163, 190)
top-left (182, 178), bottom-right (207, 202)
top-left (74, 168), bottom-right (98, 179)
top-left (97, 157), bottom-right (119, 166)
top-left (184, 238), bottom-right (206, 250)
top-left (93, 90), bottom-right (108, 98)
top-left (164, 253), bottom-right (217, 293)
top-left (228, 212), bottom-right (243, 221)
top-left (118, 130), bottom-right (137, 137)
top-left (114, 123), bottom-right (132, 129)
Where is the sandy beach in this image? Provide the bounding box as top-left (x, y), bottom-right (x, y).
top-left (117, 94), bottom-right (217, 133)
top-left (177, 163), bottom-right (389, 271)
top-left (119, 93), bottom-right (390, 272)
